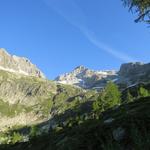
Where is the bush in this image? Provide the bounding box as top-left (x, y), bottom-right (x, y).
top-left (139, 87), bottom-right (149, 97)
top-left (125, 90), bottom-right (134, 103)
top-left (11, 132), bottom-right (23, 144)
top-left (29, 125), bottom-right (39, 138)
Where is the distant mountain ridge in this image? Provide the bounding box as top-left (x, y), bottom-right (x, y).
top-left (0, 48), bottom-right (45, 78)
top-left (55, 65), bottom-right (117, 89)
top-left (55, 62), bottom-right (150, 89)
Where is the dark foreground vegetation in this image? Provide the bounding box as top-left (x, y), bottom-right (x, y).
top-left (1, 94), bottom-right (150, 150)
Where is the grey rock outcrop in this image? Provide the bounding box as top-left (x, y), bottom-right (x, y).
top-left (0, 48), bottom-right (45, 78)
top-left (119, 62), bottom-right (145, 77)
top-left (0, 70), bottom-right (56, 105)
top-left (113, 127), bottom-right (125, 141)
top-left (117, 62), bottom-right (150, 85)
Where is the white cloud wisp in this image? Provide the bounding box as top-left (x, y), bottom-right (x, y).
top-left (44, 0), bottom-right (136, 62)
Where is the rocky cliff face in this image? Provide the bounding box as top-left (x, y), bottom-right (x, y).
top-left (0, 48), bottom-right (45, 78)
top-left (55, 65), bottom-right (117, 89)
top-left (117, 62), bottom-right (150, 85)
top-left (119, 62), bottom-right (146, 77)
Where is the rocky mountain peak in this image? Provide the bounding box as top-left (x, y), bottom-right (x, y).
top-left (55, 66), bottom-right (117, 89)
top-left (74, 65), bottom-right (87, 71)
top-left (0, 48), bottom-right (46, 78)
top-left (0, 48), bottom-right (10, 55)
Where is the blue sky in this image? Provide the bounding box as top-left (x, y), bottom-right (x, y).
top-left (0, 0), bottom-right (149, 79)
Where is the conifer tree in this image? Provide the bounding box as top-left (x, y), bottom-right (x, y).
top-left (126, 90), bottom-right (134, 103)
top-left (93, 82), bottom-right (121, 113)
top-left (122, 0), bottom-right (150, 23)
top-left (104, 82), bottom-right (121, 109)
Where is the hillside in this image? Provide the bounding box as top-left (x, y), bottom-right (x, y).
top-left (0, 69), bottom-right (98, 131)
top-left (1, 96), bottom-right (150, 150)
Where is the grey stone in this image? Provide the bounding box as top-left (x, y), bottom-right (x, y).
top-left (104, 118), bottom-right (114, 124)
top-left (113, 127), bottom-right (125, 141)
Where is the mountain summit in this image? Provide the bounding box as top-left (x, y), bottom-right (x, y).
top-left (0, 48), bottom-right (45, 78)
top-left (55, 65), bottom-right (117, 89)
